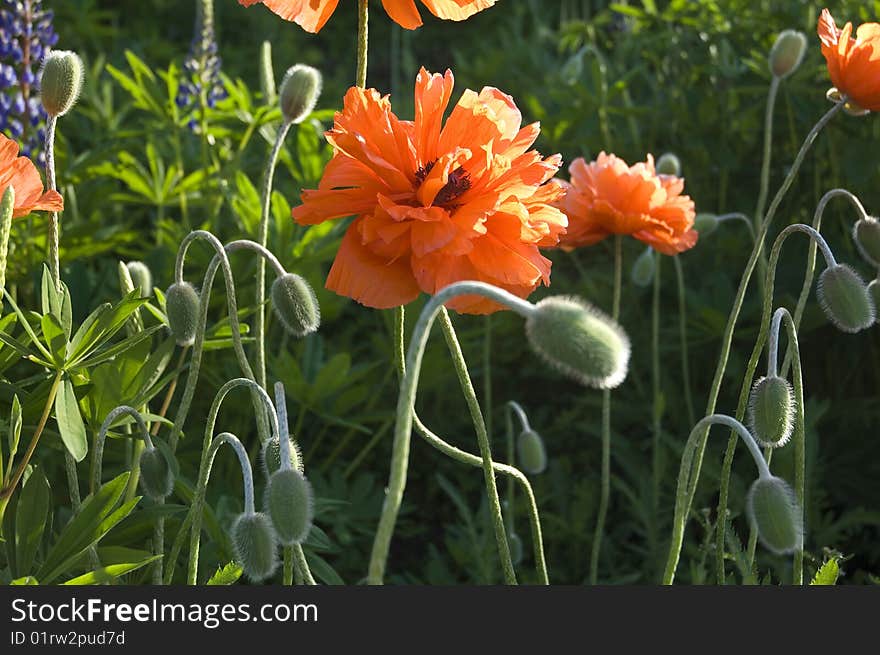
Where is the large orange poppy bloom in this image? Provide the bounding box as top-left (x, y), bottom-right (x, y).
top-left (239, 0), bottom-right (496, 32)
top-left (554, 152), bottom-right (696, 255)
top-left (0, 133), bottom-right (63, 218)
top-left (818, 8), bottom-right (880, 113)
top-left (292, 68), bottom-right (567, 315)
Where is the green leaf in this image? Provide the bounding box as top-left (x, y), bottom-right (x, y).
top-left (67, 292), bottom-right (148, 366)
top-left (10, 576), bottom-right (39, 585)
top-left (74, 323), bottom-right (164, 369)
top-left (0, 290), bottom-right (52, 362)
top-left (55, 377), bottom-right (88, 462)
top-left (13, 467), bottom-right (50, 576)
top-left (37, 473), bottom-right (138, 584)
top-left (40, 313), bottom-right (68, 367)
top-left (810, 558), bottom-right (840, 585)
top-left (206, 561), bottom-right (243, 585)
top-left (306, 551), bottom-right (344, 585)
top-left (0, 329), bottom-right (32, 358)
top-left (62, 555), bottom-right (161, 585)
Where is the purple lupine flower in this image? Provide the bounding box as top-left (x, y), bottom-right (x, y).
top-left (0, 0), bottom-right (58, 166)
top-left (177, 0), bottom-right (226, 128)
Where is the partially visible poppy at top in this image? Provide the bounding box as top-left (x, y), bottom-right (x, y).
top-left (0, 132), bottom-right (63, 218)
top-left (292, 68), bottom-right (567, 315)
top-left (553, 152), bottom-right (697, 255)
top-left (817, 8), bottom-right (880, 113)
top-left (238, 0), bottom-right (497, 33)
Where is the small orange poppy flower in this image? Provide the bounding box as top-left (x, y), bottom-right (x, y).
top-left (292, 68), bottom-right (567, 315)
top-left (554, 152), bottom-right (696, 255)
top-left (0, 133), bottom-right (63, 218)
top-left (817, 8), bottom-right (880, 113)
top-left (238, 0), bottom-right (496, 33)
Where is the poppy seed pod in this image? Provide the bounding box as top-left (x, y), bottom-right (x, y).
top-left (747, 376), bottom-right (795, 448)
top-left (868, 280), bottom-right (880, 323)
top-left (126, 261), bottom-right (153, 298)
top-left (39, 50), bottom-right (85, 117)
top-left (271, 273), bottom-right (320, 337)
top-left (630, 246), bottom-right (656, 288)
top-left (231, 512), bottom-right (279, 582)
top-left (768, 30), bottom-right (807, 79)
top-left (693, 213), bottom-right (719, 236)
top-left (853, 217), bottom-right (880, 269)
top-left (164, 282), bottom-right (201, 346)
top-left (516, 429), bottom-right (547, 475)
top-left (264, 468), bottom-right (314, 546)
top-left (746, 475), bottom-right (803, 555)
top-left (525, 296), bottom-right (630, 389)
top-left (138, 446), bottom-right (175, 500)
top-left (655, 152), bottom-right (681, 177)
top-left (279, 64), bottom-right (322, 125)
top-left (261, 435), bottom-right (303, 476)
top-left (817, 264), bottom-right (876, 333)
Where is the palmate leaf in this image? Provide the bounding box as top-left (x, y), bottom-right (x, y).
top-left (67, 290), bottom-right (149, 367)
top-left (37, 473), bottom-right (138, 584)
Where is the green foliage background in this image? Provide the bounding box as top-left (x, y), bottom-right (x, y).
top-left (1, 0), bottom-right (878, 584)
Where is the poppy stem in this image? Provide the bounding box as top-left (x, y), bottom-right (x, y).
top-left (674, 255), bottom-right (695, 427)
top-left (356, 0), bottom-right (369, 88)
top-left (650, 252), bottom-right (662, 575)
top-left (665, 99), bottom-right (843, 584)
top-left (753, 75), bottom-right (781, 292)
top-left (255, 121), bottom-right (293, 395)
top-left (44, 115), bottom-right (61, 291)
top-left (589, 235), bottom-right (622, 584)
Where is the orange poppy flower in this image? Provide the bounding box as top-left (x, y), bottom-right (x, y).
top-left (554, 152), bottom-right (696, 255)
top-left (817, 8), bottom-right (880, 113)
top-left (0, 133), bottom-right (63, 218)
top-left (292, 68), bottom-right (567, 315)
top-left (238, 0), bottom-right (496, 33)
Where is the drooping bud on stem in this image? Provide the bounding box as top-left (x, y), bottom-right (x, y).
top-left (525, 296), bottom-right (630, 389)
top-left (631, 246), bottom-right (656, 287)
top-left (693, 213), bottom-right (719, 236)
top-left (655, 152), bottom-right (681, 177)
top-left (139, 442), bottom-right (176, 500)
top-left (517, 429), bottom-right (547, 475)
top-left (747, 376), bottom-right (795, 448)
top-left (746, 475), bottom-right (803, 555)
top-left (39, 50), bottom-right (85, 118)
top-left (817, 264), bottom-right (876, 333)
top-left (265, 468), bottom-right (314, 546)
top-left (768, 30), bottom-right (807, 79)
top-left (271, 272), bottom-right (320, 337)
top-left (853, 216), bottom-right (880, 268)
top-left (279, 64), bottom-right (322, 125)
top-left (231, 512), bottom-right (279, 582)
top-left (165, 281), bottom-right (201, 346)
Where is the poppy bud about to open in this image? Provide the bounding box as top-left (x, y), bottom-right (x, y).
top-left (517, 429), bottom-right (547, 475)
top-left (39, 50), bottom-right (85, 117)
top-left (271, 272), bottom-right (320, 337)
top-left (868, 280), bottom-right (880, 323)
top-left (746, 475), bottom-right (803, 555)
top-left (265, 468), bottom-right (314, 546)
top-left (631, 246), bottom-right (656, 288)
top-left (261, 435), bottom-right (303, 476)
top-left (853, 217), bottom-right (880, 268)
top-left (279, 64), bottom-right (322, 125)
top-left (768, 30), bottom-right (807, 79)
top-left (693, 213), bottom-right (719, 236)
top-left (655, 152), bottom-right (681, 177)
top-left (231, 512), bottom-right (279, 582)
top-left (817, 264), bottom-right (876, 333)
top-left (525, 296), bottom-right (630, 389)
top-left (747, 376), bottom-right (795, 448)
top-left (165, 282), bottom-right (201, 346)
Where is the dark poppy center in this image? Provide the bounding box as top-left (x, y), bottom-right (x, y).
top-left (415, 160), bottom-right (471, 208)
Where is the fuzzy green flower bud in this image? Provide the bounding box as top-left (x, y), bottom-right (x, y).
top-left (868, 280), bottom-right (880, 323)
top-left (817, 264), bottom-right (876, 333)
top-left (271, 273), bottom-right (320, 337)
top-left (746, 475), bottom-right (803, 555)
top-left (279, 64), bottom-right (322, 125)
top-left (261, 435), bottom-right (303, 476)
top-left (516, 429), bottom-right (547, 475)
top-left (693, 213), bottom-right (719, 236)
top-left (630, 246), bottom-right (656, 288)
top-left (125, 261), bottom-right (153, 298)
top-left (39, 50), bottom-right (85, 117)
top-left (165, 282), bottom-right (200, 346)
top-left (525, 296), bottom-right (630, 389)
top-left (853, 217), bottom-right (880, 269)
top-left (264, 468), bottom-right (314, 546)
top-left (508, 532), bottom-right (523, 566)
top-left (138, 446), bottom-right (175, 500)
top-left (231, 512), bottom-right (278, 582)
top-left (747, 376), bottom-right (795, 448)
top-left (655, 152), bottom-right (681, 177)
top-left (768, 30), bottom-right (807, 79)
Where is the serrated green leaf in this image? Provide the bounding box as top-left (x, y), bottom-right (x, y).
top-left (55, 377), bottom-right (88, 462)
top-left (810, 558), bottom-right (840, 585)
top-left (206, 561), bottom-right (243, 585)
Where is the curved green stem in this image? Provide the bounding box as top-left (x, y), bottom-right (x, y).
top-left (668, 100), bottom-right (843, 581)
top-left (438, 308), bottom-right (516, 584)
top-left (367, 282), bottom-right (535, 584)
top-left (674, 255), bottom-right (695, 427)
top-left (754, 75), bottom-right (781, 289)
top-left (590, 235), bottom-right (622, 584)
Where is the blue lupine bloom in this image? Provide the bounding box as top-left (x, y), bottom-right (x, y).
top-left (176, 0), bottom-right (227, 128)
top-left (0, 0), bottom-right (58, 165)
